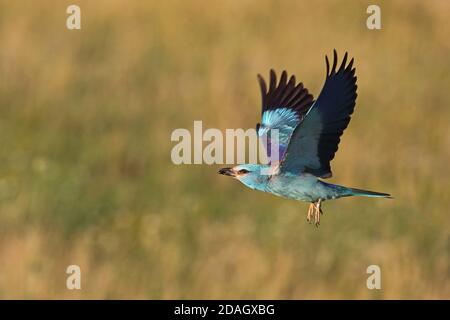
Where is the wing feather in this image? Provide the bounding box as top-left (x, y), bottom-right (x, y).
top-left (279, 50), bottom-right (358, 178)
top-left (256, 70), bottom-right (314, 164)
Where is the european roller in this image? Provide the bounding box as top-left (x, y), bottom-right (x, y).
top-left (219, 50), bottom-right (391, 226)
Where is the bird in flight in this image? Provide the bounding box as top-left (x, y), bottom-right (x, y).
top-left (218, 50), bottom-right (391, 226)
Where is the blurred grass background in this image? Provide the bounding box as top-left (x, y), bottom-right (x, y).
top-left (0, 0), bottom-right (449, 299)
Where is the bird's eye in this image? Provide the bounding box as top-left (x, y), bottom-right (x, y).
top-left (238, 169), bottom-right (250, 174)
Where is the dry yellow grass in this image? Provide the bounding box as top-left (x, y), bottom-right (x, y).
top-left (0, 0), bottom-right (448, 299)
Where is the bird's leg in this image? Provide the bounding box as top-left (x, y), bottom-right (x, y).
top-left (307, 203), bottom-right (315, 223)
top-left (313, 199), bottom-right (322, 227)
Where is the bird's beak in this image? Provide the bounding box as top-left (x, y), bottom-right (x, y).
top-left (218, 167), bottom-right (236, 177)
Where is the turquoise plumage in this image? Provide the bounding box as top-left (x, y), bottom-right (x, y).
top-left (219, 50), bottom-right (391, 226)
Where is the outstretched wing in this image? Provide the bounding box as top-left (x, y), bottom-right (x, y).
top-left (257, 70), bottom-right (314, 164)
top-left (279, 50), bottom-right (357, 178)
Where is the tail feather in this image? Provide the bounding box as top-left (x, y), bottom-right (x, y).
top-left (348, 187), bottom-right (392, 199)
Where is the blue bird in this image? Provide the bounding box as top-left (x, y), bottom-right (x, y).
top-left (218, 50), bottom-right (391, 226)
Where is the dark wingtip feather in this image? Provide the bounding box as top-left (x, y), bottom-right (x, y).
top-left (346, 57), bottom-right (354, 72)
top-left (269, 69), bottom-right (277, 93)
top-left (289, 75), bottom-right (296, 84)
top-left (257, 74), bottom-right (267, 112)
top-left (325, 55), bottom-right (330, 76)
top-left (257, 74), bottom-right (265, 89)
top-left (331, 50), bottom-right (338, 74)
top-left (339, 52), bottom-right (348, 71)
top-left (258, 68), bottom-right (314, 115)
top-left (279, 70), bottom-right (288, 87)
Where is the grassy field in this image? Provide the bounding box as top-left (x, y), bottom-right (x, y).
top-left (0, 0), bottom-right (449, 299)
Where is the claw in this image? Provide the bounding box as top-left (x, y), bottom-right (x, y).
top-left (307, 199), bottom-right (323, 227)
top-left (307, 203), bottom-right (314, 223)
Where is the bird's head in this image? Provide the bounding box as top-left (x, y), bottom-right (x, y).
top-left (218, 164), bottom-right (267, 190)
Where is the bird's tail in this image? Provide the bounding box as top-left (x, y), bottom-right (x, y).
top-left (347, 187), bottom-right (392, 199)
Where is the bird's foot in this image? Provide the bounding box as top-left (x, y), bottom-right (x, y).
top-left (308, 199), bottom-right (323, 227)
top-left (307, 203), bottom-right (315, 224)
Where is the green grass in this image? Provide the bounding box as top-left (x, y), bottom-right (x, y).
top-left (0, 0), bottom-right (448, 299)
